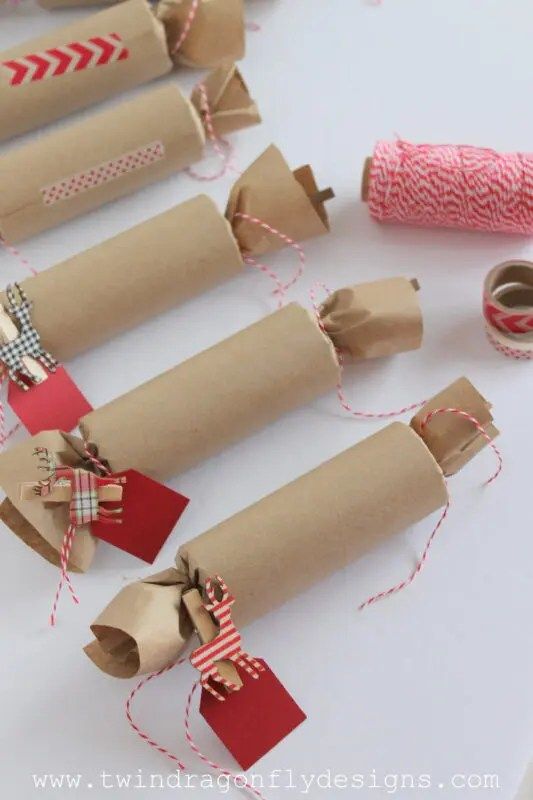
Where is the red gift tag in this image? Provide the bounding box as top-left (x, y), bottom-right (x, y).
top-left (200, 659), bottom-right (306, 770)
top-left (90, 469), bottom-right (189, 563)
top-left (8, 365), bottom-right (93, 435)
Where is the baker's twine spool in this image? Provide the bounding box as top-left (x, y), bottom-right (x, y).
top-left (363, 140), bottom-right (533, 235)
top-left (483, 260), bottom-right (533, 360)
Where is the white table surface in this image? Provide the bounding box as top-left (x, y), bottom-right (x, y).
top-left (1, 1), bottom-right (532, 798)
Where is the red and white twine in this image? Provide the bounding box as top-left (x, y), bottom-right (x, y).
top-left (171, 0), bottom-right (200, 56)
top-left (358, 408), bottom-right (503, 611)
top-left (49, 443), bottom-right (111, 626)
top-left (125, 660), bottom-right (265, 799)
top-left (235, 212), bottom-right (307, 306)
top-left (368, 139), bottom-right (533, 235)
top-left (186, 82), bottom-right (237, 183)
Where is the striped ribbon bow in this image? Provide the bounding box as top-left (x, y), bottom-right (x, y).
top-left (190, 576), bottom-right (264, 701)
top-left (33, 447), bottom-right (125, 625)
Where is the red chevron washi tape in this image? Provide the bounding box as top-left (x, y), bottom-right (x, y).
top-left (483, 261), bottom-right (533, 334)
top-left (41, 141), bottom-right (165, 206)
top-left (1, 33), bottom-right (129, 87)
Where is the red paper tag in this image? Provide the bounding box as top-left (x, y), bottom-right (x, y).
top-left (200, 659), bottom-right (306, 769)
top-left (90, 469), bottom-right (189, 563)
top-left (8, 365), bottom-right (93, 435)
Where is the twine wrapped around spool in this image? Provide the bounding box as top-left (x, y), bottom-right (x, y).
top-left (483, 261), bottom-right (533, 359)
top-left (362, 140), bottom-right (533, 235)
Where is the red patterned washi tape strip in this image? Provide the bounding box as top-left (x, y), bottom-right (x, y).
top-left (41, 141), bottom-right (165, 206)
top-left (483, 297), bottom-right (533, 333)
top-left (2, 33), bottom-right (129, 87)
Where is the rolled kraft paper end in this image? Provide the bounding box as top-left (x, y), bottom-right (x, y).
top-left (0, 0), bottom-right (172, 142)
top-left (0, 431), bottom-right (96, 572)
top-left (85, 376), bottom-right (496, 678)
top-left (410, 377), bottom-right (498, 477)
top-left (0, 195), bottom-right (244, 363)
top-left (226, 144), bottom-right (333, 257)
top-left (0, 84), bottom-right (205, 244)
top-left (157, 0), bottom-right (245, 68)
top-left (79, 303), bottom-right (340, 480)
top-left (191, 63), bottom-right (261, 137)
top-left (85, 567), bottom-right (190, 677)
top-left (320, 277), bottom-right (423, 360)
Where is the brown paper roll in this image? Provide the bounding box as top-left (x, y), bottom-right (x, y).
top-left (0, 84), bottom-right (203, 243)
top-left (157, 0), bottom-right (245, 68)
top-left (226, 145), bottom-right (332, 256)
top-left (0, 195), bottom-right (243, 362)
top-left (0, 277), bottom-right (423, 572)
top-left (84, 377), bottom-right (496, 678)
top-left (0, 63), bottom-right (258, 243)
top-left (0, 0), bottom-right (172, 142)
top-left (79, 303), bottom-right (340, 480)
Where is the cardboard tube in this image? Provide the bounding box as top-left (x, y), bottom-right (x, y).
top-left (157, 0), bottom-right (245, 68)
top-left (0, 0), bottom-right (172, 142)
top-left (36, 0), bottom-right (245, 71)
top-left (84, 377), bottom-right (497, 678)
top-left (0, 195), bottom-right (244, 362)
top-left (39, 0), bottom-right (120, 6)
top-left (79, 304), bottom-right (340, 480)
top-left (0, 143), bottom-right (328, 363)
top-left (0, 277), bottom-right (424, 572)
top-left (0, 63), bottom-right (258, 243)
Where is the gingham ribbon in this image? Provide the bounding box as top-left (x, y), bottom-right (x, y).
top-left (33, 448), bottom-right (124, 625)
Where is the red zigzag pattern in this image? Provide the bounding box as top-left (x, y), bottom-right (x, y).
top-left (483, 297), bottom-right (533, 334)
top-left (2, 33), bottom-right (129, 87)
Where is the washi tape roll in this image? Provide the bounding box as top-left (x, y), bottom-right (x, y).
top-left (483, 260), bottom-right (533, 360)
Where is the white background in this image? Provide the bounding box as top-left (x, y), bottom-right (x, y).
top-left (0, 1), bottom-right (532, 798)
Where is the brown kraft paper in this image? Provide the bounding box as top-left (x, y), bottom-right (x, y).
top-left (0, 278), bottom-right (422, 571)
top-left (0, 430), bottom-right (95, 572)
top-left (78, 278), bottom-right (423, 478)
top-left (84, 377), bottom-right (497, 678)
top-left (0, 143), bottom-right (330, 361)
top-left (0, 0), bottom-right (172, 142)
top-left (39, 0), bottom-right (121, 6)
top-left (0, 64), bottom-right (259, 243)
top-left (226, 145), bottom-right (332, 256)
top-left (0, 195), bottom-right (244, 363)
top-left (157, 0), bottom-right (245, 68)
